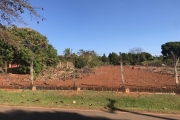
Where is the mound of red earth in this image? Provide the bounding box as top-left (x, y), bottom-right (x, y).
top-left (0, 66), bottom-right (176, 88)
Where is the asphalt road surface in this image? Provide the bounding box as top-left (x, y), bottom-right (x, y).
top-left (0, 106), bottom-right (179, 120)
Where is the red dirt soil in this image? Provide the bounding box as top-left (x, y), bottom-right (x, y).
top-left (0, 66), bottom-right (176, 88)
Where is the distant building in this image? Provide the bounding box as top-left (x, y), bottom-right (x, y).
top-left (8, 63), bottom-right (19, 68)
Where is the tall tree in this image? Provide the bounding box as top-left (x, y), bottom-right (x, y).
top-left (161, 42), bottom-right (180, 88)
top-left (0, 26), bottom-right (19, 84)
top-left (139, 53), bottom-right (147, 62)
top-left (11, 27), bottom-right (48, 85)
top-left (63, 48), bottom-right (71, 60)
top-left (76, 49), bottom-right (101, 68)
top-left (63, 48), bottom-right (72, 68)
top-left (44, 44), bottom-right (59, 67)
top-left (129, 47), bottom-right (144, 65)
top-left (121, 53), bottom-right (129, 65)
top-left (101, 53), bottom-right (108, 63)
top-left (128, 53), bottom-right (133, 64)
top-left (0, 0), bottom-right (45, 55)
top-left (142, 52), bottom-right (153, 61)
top-left (132, 54), bottom-right (140, 65)
top-left (74, 56), bottom-right (86, 68)
top-left (108, 52), bottom-right (119, 65)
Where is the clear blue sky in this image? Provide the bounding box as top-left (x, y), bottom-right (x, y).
top-left (18, 0), bottom-right (180, 56)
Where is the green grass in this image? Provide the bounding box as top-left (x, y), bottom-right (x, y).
top-left (0, 90), bottom-right (180, 114)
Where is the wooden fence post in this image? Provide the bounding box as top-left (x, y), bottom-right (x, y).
top-left (119, 52), bottom-right (125, 87)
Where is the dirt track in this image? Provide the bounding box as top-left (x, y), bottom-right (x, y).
top-left (0, 66), bottom-right (176, 88)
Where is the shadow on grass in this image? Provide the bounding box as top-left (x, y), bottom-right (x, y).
top-left (0, 110), bottom-right (111, 120)
top-left (106, 98), bottom-right (179, 120)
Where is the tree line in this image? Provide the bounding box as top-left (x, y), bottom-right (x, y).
top-left (60, 48), bottom-right (167, 69)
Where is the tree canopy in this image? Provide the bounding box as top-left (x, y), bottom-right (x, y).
top-left (108, 52), bottom-right (119, 65)
top-left (0, 0), bottom-right (44, 25)
top-left (129, 47), bottom-right (143, 54)
top-left (0, 26), bottom-right (59, 74)
top-left (161, 42), bottom-right (180, 58)
top-left (161, 42), bottom-right (180, 87)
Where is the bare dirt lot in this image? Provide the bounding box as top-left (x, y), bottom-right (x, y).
top-left (0, 66), bottom-right (177, 88)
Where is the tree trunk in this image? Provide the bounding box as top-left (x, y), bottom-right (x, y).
top-left (30, 52), bottom-right (34, 86)
top-left (66, 61), bottom-right (68, 68)
top-left (0, 67), bottom-right (14, 86)
top-left (171, 51), bottom-right (179, 88)
top-left (174, 58), bottom-right (179, 88)
top-left (4, 61), bottom-right (7, 73)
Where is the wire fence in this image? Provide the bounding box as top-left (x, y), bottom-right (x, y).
top-left (0, 85), bottom-right (180, 94)
top-left (1, 64), bottom-right (179, 93)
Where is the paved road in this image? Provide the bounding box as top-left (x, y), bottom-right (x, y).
top-left (0, 106), bottom-right (179, 120)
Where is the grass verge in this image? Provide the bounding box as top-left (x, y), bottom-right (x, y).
top-left (0, 89), bottom-right (179, 114)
